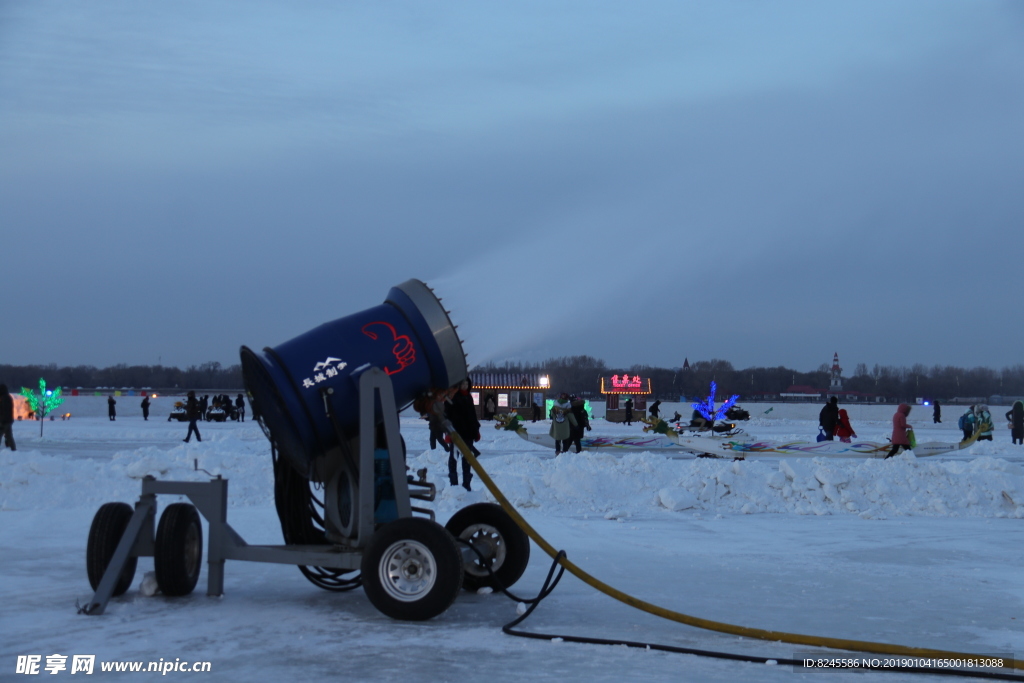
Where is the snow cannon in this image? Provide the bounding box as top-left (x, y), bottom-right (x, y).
top-left (240, 278), bottom-right (467, 478)
top-left (80, 278), bottom-right (531, 622)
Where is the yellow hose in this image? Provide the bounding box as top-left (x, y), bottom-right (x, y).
top-left (447, 431), bottom-right (1021, 669)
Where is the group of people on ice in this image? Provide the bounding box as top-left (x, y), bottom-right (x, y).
top-left (548, 392), bottom-right (591, 455)
top-left (430, 381), bottom-right (597, 490)
top-left (822, 400), bottom-right (917, 459)
top-left (102, 392), bottom-right (247, 423)
top-left (819, 396), bottom-right (1024, 457)
top-left (957, 403), bottom-right (1024, 444)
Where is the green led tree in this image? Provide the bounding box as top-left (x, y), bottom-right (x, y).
top-left (20, 378), bottom-right (64, 437)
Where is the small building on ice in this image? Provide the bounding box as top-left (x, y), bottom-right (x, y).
top-left (467, 372), bottom-right (551, 419)
top-left (601, 373), bottom-right (651, 422)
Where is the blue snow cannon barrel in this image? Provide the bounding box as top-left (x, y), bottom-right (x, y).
top-left (240, 279), bottom-right (466, 478)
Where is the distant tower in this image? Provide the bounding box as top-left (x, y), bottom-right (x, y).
top-left (682, 358), bottom-right (690, 371)
top-left (830, 352), bottom-right (843, 392)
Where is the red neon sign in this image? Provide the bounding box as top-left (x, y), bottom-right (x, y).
top-left (611, 374), bottom-right (643, 389)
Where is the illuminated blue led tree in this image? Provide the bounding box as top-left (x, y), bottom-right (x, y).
top-left (20, 378), bottom-right (64, 437)
top-left (691, 381), bottom-right (739, 430)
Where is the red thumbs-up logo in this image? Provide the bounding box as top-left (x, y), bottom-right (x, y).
top-left (362, 321), bottom-right (416, 375)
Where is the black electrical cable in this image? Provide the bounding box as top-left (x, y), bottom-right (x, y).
top-left (457, 540), bottom-right (1024, 682)
top-left (270, 442), bottom-right (361, 592)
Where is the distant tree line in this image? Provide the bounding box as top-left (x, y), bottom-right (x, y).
top-left (473, 357), bottom-right (1024, 402)
top-left (4, 358), bottom-right (1024, 402)
top-left (0, 362), bottom-right (242, 391)
top-left (838, 362), bottom-right (1024, 402)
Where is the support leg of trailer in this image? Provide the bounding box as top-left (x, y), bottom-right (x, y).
top-left (81, 494), bottom-right (157, 616)
top-left (141, 477), bottom-right (231, 596)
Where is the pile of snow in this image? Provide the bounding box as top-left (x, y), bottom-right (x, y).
top-left (4, 412), bottom-right (1023, 521)
top-left (409, 449), bottom-right (1024, 520)
top-left (0, 432), bottom-right (273, 511)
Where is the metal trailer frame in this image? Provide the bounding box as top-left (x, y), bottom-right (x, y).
top-left (82, 366), bottom-right (433, 615)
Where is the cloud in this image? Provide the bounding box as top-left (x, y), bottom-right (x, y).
top-left (1, 1), bottom-right (1021, 370)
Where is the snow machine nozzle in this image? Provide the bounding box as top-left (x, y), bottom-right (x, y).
top-left (240, 278), bottom-right (467, 477)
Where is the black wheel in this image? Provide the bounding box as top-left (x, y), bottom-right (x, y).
top-left (154, 503), bottom-right (203, 597)
top-left (445, 502), bottom-right (530, 592)
top-left (87, 502), bottom-right (139, 596)
top-left (361, 517), bottom-right (462, 620)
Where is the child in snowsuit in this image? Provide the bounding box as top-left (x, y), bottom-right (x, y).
top-left (975, 405), bottom-right (994, 441)
top-left (834, 409), bottom-right (857, 443)
top-left (959, 407), bottom-right (975, 441)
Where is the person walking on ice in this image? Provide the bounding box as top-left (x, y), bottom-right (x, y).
top-left (183, 391), bottom-right (202, 443)
top-left (0, 384), bottom-right (16, 451)
top-left (566, 394), bottom-right (591, 454)
top-left (445, 379), bottom-right (480, 491)
top-left (885, 404), bottom-right (913, 459)
top-left (549, 393), bottom-right (578, 455)
top-left (1006, 401), bottom-right (1023, 445)
top-left (649, 399), bottom-right (661, 419)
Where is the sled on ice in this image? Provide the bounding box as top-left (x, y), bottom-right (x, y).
top-left (494, 414), bottom-right (983, 459)
top-left (648, 417), bottom-right (984, 459)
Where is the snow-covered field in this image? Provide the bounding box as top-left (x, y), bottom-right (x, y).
top-left (3, 397), bottom-right (1024, 681)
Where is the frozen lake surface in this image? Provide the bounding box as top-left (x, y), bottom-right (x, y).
top-left (3, 399), bottom-right (1024, 681)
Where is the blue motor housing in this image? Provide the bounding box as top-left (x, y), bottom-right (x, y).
top-left (241, 279), bottom-right (466, 478)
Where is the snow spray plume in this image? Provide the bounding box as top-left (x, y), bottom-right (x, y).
top-left (430, 240), bottom-right (647, 367)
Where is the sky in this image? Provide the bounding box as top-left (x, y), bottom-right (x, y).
top-left (2, 1), bottom-right (1023, 373)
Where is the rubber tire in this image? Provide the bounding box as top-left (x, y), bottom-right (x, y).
top-left (361, 517), bottom-right (462, 621)
top-left (154, 503), bottom-right (203, 597)
top-left (445, 502), bottom-right (530, 591)
top-left (87, 502), bottom-right (139, 596)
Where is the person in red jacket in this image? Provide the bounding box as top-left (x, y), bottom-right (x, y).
top-left (834, 408), bottom-right (857, 443)
top-left (885, 404), bottom-right (912, 459)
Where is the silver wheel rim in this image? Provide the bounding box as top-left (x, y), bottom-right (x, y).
top-left (378, 540), bottom-right (437, 602)
top-left (458, 523), bottom-right (506, 577)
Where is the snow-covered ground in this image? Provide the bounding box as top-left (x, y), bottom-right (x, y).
top-left (3, 398), bottom-right (1024, 681)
